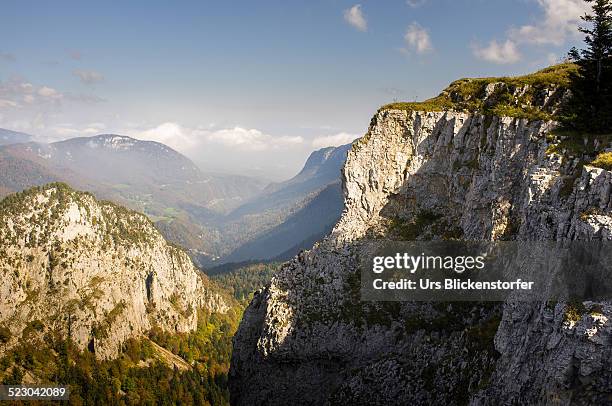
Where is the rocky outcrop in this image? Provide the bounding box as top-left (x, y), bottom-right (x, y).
top-left (230, 66), bottom-right (612, 405)
top-left (0, 183), bottom-right (229, 359)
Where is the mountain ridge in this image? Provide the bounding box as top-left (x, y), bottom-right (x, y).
top-left (0, 131), bottom-right (351, 265)
top-left (0, 182), bottom-right (232, 359)
top-left (0, 133), bottom-right (266, 213)
top-left (0, 128), bottom-right (33, 146)
top-left (223, 181), bottom-right (344, 263)
top-left (0, 133), bottom-right (269, 263)
top-left (212, 144), bottom-right (350, 264)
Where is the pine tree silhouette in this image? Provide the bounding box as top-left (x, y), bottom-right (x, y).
top-left (563, 0), bottom-right (612, 132)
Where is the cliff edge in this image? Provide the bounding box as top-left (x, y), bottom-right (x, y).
top-left (229, 64), bottom-right (612, 405)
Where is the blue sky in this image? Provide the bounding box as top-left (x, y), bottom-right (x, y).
top-left (0, 0), bottom-right (589, 179)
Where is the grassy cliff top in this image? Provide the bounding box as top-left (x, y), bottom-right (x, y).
top-left (381, 63), bottom-right (578, 120)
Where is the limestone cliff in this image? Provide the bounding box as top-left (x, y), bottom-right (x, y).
top-left (230, 65), bottom-right (612, 405)
top-left (0, 183), bottom-right (229, 359)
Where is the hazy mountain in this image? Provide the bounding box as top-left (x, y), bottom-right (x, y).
top-left (0, 147), bottom-right (64, 195)
top-left (0, 134), bottom-right (266, 213)
top-left (212, 144), bottom-right (350, 264)
top-left (0, 134), bottom-right (269, 260)
top-left (11, 134), bottom-right (265, 212)
top-left (0, 128), bottom-right (32, 146)
top-left (228, 144), bottom-right (350, 219)
top-left (47, 134), bottom-right (204, 185)
top-left (223, 181), bottom-right (343, 263)
top-left (0, 131), bottom-right (350, 264)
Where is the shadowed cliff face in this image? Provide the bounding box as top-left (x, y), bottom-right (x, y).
top-left (229, 76), bottom-right (612, 404)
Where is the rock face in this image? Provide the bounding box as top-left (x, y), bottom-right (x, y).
top-left (0, 183), bottom-right (229, 359)
top-left (230, 68), bottom-right (612, 405)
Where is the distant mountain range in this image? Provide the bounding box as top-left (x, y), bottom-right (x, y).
top-left (0, 128), bottom-right (32, 146)
top-left (217, 145), bottom-right (350, 264)
top-left (0, 134), bottom-right (266, 212)
top-left (0, 132), bottom-right (265, 261)
top-left (223, 181), bottom-right (343, 263)
top-left (227, 144), bottom-right (349, 220)
top-left (0, 129), bottom-right (350, 266)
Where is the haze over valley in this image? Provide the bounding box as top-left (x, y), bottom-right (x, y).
top-left (0, 129), bottom-right (350, 267)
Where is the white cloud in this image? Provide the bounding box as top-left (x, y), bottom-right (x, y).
top-left (0, 76), bottom-right (105, 111)
top-left (136, 122), bottom-right (199, 150)
top-left (344, 4), bottom-right (367, 32)
top-left (128, 122), bottom-right (309, 179)
top-left (473, 0), bottom-right (588, 64)
top-left (403, 22), bottom-right (433, 54)
top-left (509, 0), bottom-right (589, 46)
top-left (207, 127), bottom-right (303, 151)
top-left (38, 86), bottom-right (62, 99)
top-left (51, 126), bottom-right (83, 137)
top-left (0, 99), bottom-right (19, 108)
top-left (73, 69), bottom-right (105, 84)
top-left (82, 122), bottom-right (106, 134)
top-left (311, 132), bottom-right (359, 149)
top-left (406, 0), bottom-right (427, 7)
top-left (51, 122), bottom-right (107, 137)
top-left (133, 122), bottom-right (304, 152)
top-left (472, 40), bottom-right (521, 64)
top-left (0, 79), bottom-right (64, 109)
top-left (0, 77), bottom-right (107, 145)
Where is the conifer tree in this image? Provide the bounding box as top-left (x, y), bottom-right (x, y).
top-left (564, 0), bottom-right (612, 132)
